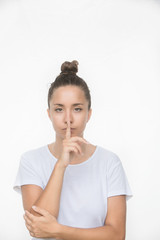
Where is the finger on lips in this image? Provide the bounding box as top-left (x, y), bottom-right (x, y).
top-left (65, 121), bottom-right (90, 145)
top-left (64, 121), bottom-right (90, 156)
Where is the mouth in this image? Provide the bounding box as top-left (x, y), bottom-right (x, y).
top-left (62, 128), bottom-right (75, 130)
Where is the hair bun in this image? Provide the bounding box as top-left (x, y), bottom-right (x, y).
top-left (61, 60), bottom-right (79, 74)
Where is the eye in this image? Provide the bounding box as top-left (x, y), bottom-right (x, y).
top-left (54, 108), bottom-right (82, 113)
top-left (55, 108), bottom-right (63, 112)
top-left (74, 108), bottom-right (82, 112)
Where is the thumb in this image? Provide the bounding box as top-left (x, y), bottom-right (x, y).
top-left (32, 206), bottom-right (49, 216)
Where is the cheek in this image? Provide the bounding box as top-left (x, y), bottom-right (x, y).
top-left (76, 114), bottom-right (88, 128)
top-left (51, 115), bottom-right (62, 128)
top-left (75, 113), bottom-right (85, 122)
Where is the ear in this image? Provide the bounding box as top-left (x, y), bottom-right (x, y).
top-left (47, 108), bottom-right (51, 120)
top-left (87, 108), bottom-right (92, 122)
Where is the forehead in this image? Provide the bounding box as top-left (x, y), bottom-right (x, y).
top-left (51, 85), bottom-right (86, 103)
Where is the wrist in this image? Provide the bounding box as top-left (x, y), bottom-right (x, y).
top-left (55, 160), bottom-right (67, 170)
top-left (55, 223), bottom-right (63, 239)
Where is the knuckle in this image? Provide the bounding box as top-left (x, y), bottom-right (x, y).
top-left (31, 218), bottom-right (35, 223)
top-left (74, 146), bottom-right (78, 151)
top-left (76, 143), bottom-right (81, 149)
top-left (32, 223), bottom-right (36, 229)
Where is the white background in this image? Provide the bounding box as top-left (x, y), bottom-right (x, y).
top-left (0, 0), bottom-right (160, 239)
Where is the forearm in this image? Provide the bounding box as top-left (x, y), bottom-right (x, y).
top-left (56, 224), bottom-right (121, 240)
top-left (31, 162), bottom-right (66, 218)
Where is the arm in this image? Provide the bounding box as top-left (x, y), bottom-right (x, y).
top-left (57, 195), bottom-right (126, 240)
top-left (24, 195), bottom-right (126, 240)
top-left (22, 121), bottom-right (89, 218)
top-left (21, 162), bottom-right (66, 218)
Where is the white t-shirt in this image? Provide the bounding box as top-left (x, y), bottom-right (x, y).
top-left (13, 145), bottom-right (132, 240)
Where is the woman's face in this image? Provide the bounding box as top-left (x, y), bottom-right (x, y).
top-left (47, 85), bottom-right (92, 139)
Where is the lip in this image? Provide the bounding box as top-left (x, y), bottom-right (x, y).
top-left (62, 128), bottom-right (75, 130)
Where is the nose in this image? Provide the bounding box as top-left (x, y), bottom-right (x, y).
top-left (64, 109), bottom-right (73, 125)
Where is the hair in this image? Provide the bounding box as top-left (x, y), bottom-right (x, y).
top-left (48, 60), bottom-right (91, 110)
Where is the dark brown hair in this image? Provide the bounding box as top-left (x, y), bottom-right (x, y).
top-left (48, 60), bottom-right (91, 110)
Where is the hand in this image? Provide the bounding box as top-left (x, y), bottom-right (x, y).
top-left (24, 206), bottom-right (60, 238)
top-left (57, 121), bottom-right (89, 168)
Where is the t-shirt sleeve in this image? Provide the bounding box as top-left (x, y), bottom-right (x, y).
top-left (13, 154), bottom-right (44, 194)
top-left (106, 154), bottom-right (133, 201)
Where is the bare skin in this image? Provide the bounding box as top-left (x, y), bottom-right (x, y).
top-left (46, 85), bottom-right (96, 165)
top-left (22, 119), bottom-right (91, 218)
top-left (24, 196), bottom-right (126, 240)
top-left (22, 86), bottom-right (94, 216)
top-left (48, 142), bottom-right (97, 165)
top-left (23, 85), bottom-right (126, 240)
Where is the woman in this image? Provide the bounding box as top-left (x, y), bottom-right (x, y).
top-left (13, 60), bottom-right (132, 240)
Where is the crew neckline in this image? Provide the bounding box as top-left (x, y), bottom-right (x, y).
top-left (45, 144), bottom-right (99, 167)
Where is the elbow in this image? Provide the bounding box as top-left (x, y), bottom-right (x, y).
top-left (114, 236), bottom-right (125, 240)
top-left (114, 229), bottom-right (125, 240)
top-left (104, 223), bottom-right (126, 240)
top-left (29, 207), bottom-right (41, 217)
top-left (117, 232), bottom-right (126, 240)
top-left (120, 237), bottom-right (125, 240)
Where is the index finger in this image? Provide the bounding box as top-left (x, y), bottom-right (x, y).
top-left (65, 121), bottom-right (71, 139)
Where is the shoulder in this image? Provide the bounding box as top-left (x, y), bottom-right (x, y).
top-left (14, 146), bottom-right (48, 193)
top-left (96, 145), bottom-right (121, 168)
top-left (20, 145), bottom-right (47, 165)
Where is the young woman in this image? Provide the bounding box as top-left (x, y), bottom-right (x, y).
top-left (14, 60), bottom-right (132, 240)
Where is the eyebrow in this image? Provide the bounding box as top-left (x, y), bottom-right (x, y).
top-left (53, 103), bottom-right (84, 107)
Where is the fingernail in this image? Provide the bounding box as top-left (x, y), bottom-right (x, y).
top-left (32, 206), bottom-right (36, 210)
